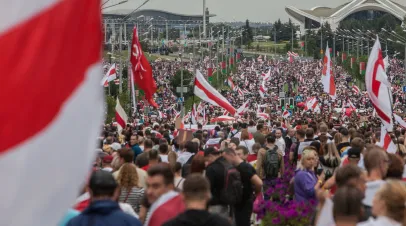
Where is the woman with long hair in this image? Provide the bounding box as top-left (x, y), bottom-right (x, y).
top-left (117, 163), bottom-right (144, 214)
top-left (319, 143), bottom-right (341, 181)
top-left (240, 129), bottom-right (255, 154)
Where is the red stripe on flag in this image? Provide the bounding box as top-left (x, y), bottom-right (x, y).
top-left (195, 78), bottom-right (235, 115)
top-left (115, 111), bottom-right (126, 129)
top-left (371, 50), bottom-right (391, 124)
top-left (0, 0), bottom-right (101, 153)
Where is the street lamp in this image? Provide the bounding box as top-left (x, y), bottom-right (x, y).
top-left (158, 16), bottom-right (169, 42)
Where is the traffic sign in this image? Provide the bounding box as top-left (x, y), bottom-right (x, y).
top-left (177, 97), bottom-right (184, 103)
top-left (403, 86), bottom-right (406, 93)
top-left (295, 96), bottom-right (303, 102)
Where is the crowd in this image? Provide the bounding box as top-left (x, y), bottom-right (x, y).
top-left (62, 54), bottom-right (406, 226)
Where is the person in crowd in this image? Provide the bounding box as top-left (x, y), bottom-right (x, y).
top-left (319, 142), bottom-right (341, 181)
top-left (142, 149), bottom-right (160, 171)
top-left (337, 128), bottom-right (351, 154)
top-left (159, 143), bottom-right (170, 163)
top-left (332, 186), bottom-right (365, 226)
top-left (101, 155), bottom-right (114, 172)
top-left (135, 139), bottom-right (154, 168)
top-left (113, 148), bottom-right (147, 188)
top-left (240, 130), bottom-right (255, 154)
top-left (289, 128), bottom-right (306, 165)
top-left (130, 134), bottom-right (143, 161)
top-left (178, 141), bottom-right (197, 166)
top-left (190, 154), bottom-right (206, 174)
top-left (358, 180), bottom-right (406, 226)
top-left (228, 137), bottom-right (240, 150)
top-left (117, 163), bottom-right (145, 213)
top-left (223, 148), bottom-right (263, 226)
top-left (386, 153), bottom-right (404, 180)
top-left (285, 128), bottom-right (296, 152)
top-left (247, 143), bottom-right (261, 164)
top-left (294, 148), bottom-right (325, 202)
top-left (334, 132), bottom-right (343, 145)
top-left (67, 170), bottom-right (142, 226)
top-left (173, 162), bottom-right (185, 190)
top-left (253, 124), bottom-right (266, 146)
top-left (163, 174), bottom-right (232, 226)
top-left (257, 135), bottom-right (284, 181)
top-left (235, 145), bottom-right (249, 162)
top-left (144, 163), bottom-right (185, 226)
top-left (274, 129), bottom-right (286, 156)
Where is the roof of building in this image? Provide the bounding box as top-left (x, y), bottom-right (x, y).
top-left (103, 8), bottom-right (216, 17)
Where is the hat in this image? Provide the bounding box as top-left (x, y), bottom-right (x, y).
top-left (89, 170), bottom-right (117, 193)
top-left (348, 148), bottom-right (361, 159)
top-left (204, 147), bottom-right (222, 157)
top-left (102, 155), bottom-right (114, 163)
top-left (110, 142), bottom-right (121, 151)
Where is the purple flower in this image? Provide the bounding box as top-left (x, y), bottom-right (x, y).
top-left (272, 217), bottom-right (281, 224)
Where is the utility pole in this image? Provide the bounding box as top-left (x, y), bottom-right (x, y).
top-left (274, 26), bottom-right (277, 54)
top-left (291, 25), bottom-right (293, 52)
top-left (150, 25), bottom-right (153, 50)
top-left (119, 24), bottom-right (123, 93)
top-left (203, 0), bottom-right (206, 39)
top-left (357, 37), bottom-right (359, 59)
top-left (166, 20), bottom-right (168, 42)
top-left (333, 33), bottom-right (336, 62)
top-left (180, 52), bottom-right (184, 117)
top-left (222, 26), bottom-right (225, 76)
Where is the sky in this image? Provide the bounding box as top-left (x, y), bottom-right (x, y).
top-left (105, 0), bottom-right (405, 23)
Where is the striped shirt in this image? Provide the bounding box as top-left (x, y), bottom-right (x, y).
top-left (119, 187), bottom-right (145, 213)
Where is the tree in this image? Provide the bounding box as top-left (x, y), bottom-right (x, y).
top-left (242, 19), bottom-right (253, 46)
top-left (170, 69), bottom-right (194, 99)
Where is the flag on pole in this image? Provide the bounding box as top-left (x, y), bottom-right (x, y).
top-left (351, 57), bottom-right (355, 69)
top-left (305, 97), bottom-right (318, 111)
top-left (194, 70), bottom-right (236, 115)
top-left (365, 37), bottom-right (393, 130)
top-left (221, 61), bottom-right (226, 74)
top-left (383, 55), bottom-right (389, 72)
top-left (227, 77), bottom-right (235, 90)
top-left (259, 81), bottom-right (267, 98)
top-left (236, 100), bottom-right (250, 115)
top-left (359, 62), bottom-right (366, 75)
top-left (116, 98), bottom-right (128, 134)
top-left (342, 52), bottom-right (347, 62)
top-left (380, 125), bottom-right (396, 153)
top-left (321, 44), bottom-right (336, 99)
top-left (100, 63), bottom-right (117, 86)
top-left (282, 110), bottom-right (291, 119)
top-left (352, 85), bottom-right (360, 94)
top-left (191, 104), bottom-right (197, 125)
top-left (130, 27), bottom-right (158, 108)
top-left (0, 0), bottom-right (103, 225)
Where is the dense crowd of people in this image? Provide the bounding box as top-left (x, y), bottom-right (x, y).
top-left (63, 54), bottom-right (406, 226)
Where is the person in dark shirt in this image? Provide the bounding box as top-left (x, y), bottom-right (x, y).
top-left (163, 174), bottom-right (232, 226)
top-left (130, 134), bottom-right (143, 162)
top-left (336, 128), bottom-right (351, 154)
top-left (224, 147), bottom-right (263, 226)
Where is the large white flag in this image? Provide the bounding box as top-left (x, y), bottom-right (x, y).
top-left (100, 63), bottom-right (117, 86)
top-left (0, 0), bottom-right (103, 225)
top-left (321, 44), bottom-right (336, 99)
top-left (365, 38), bottom-right (393, 130)
top-left (115, 98), bottom-right (128, 134)
top-left (380, 125), bottom-right (396, 153)
top-left (194, 70), bottom-right (236, 115)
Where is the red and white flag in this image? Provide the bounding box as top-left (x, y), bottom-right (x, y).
top-left (394, 114), bottom-right (406, 128)
top-left (145, 191), bottom-right (185, 226)
top-left (236, 100), bottom-right (250, 115)
top-left (259, 81), bottom-right (267, 98)
top-left (100, 63), bottom-right (117, 86)
top-left (380, 125), bottom-right (396, 154)
top-left (262, 70), bottom-right (271, 81)
top-left (116, 98), bottom-right (128, 133)
top-left (321, 44), bottom-right (336, 99)
top-left (352, 85), bottom-right (360, 94)
top-left (257, 112), bottom-right (269, 120)
top-left (0, 0), bottom-right (103, 225)
top-left (227, 77), bottom-right (235, 90)
top-left (365, 38), bottom-right (393, 130)
top-left (282, 110), bottom-right (291, 119)
top-left (194, 70), bottom-right (236, 115)
top-left (191, 103), bottom-right (198, 125)
top-left (305, 97), bottom-right (318, 111)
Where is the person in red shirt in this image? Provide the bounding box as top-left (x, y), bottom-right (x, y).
top-left (142, 149), bottom-right (160, 171)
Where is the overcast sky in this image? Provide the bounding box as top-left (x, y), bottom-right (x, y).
top-left (105, 0), bottom-right (405, 23)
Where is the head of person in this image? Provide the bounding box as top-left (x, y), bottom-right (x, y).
top-left (144, 139), bottom-right (154, 151)
top-left (118, 148), bottom-right (134, 165)
top-left (130, 134), bottom-right (138, 146)
top-left (300, 147), bottom-right (317, 171)
top-left (257, 123), bottom-right (264, 132)
top-left (351, 137), bottom-right (365, 152)
top-left (340, 128), bottom-right (349, 139)
top-left (235, 146), bottom-right (249, 161)
top-left (182, 174), bottom-right (211, 205)
top-left (287, 128), bottom-right (295, 138)
top-left (364, 147), bottom-right (389, 179)
top-left (372, 180), bottom-right (406, 225)
top-left (347, 148), bottom-right (361, 165)
top-left (172, 162), bottom-right (182, 175)
top-left (204, 147), bottom-right (222, 165)
top-left (241, 130), bottom-right (250, 141)
top-left (88, 170), bottom-right (119, 201)
top-left (265, 135), bottom-right (276, 146)
top-left (228, 137), bottom-right (240, 150)
top-left (117, 163), bottom-right (139, 190)
top-left (184, 141), bottom-right (198, 154)
top-left (146, 163), bottom-right (175, 204)
top-left (386, 153), bottom-right (405, 180)
top-left (148, 149), bottom-right (160, 163)
top-left (275, 129), bottom-right (282, 139)
top-left (333, 185), bottom-right (365, 224)
top-left (305, 128), bottom-right (314, 139)
top-left (335, 164), bottom-right (366, 193)
top-left (296, 129), bottom-right (305, 141)
top-left (191, 154), bottom-right (206, 173)
top-left (334, 132), bottom-right (343, 145)
top-left (319, 123), bottom-right (328, 135)
top-left (102, 155), bottom-right (113, 167)
top-left (252, 143), bottom-right (262, 154)
top-left (158, 143), bottom-right (169, 155)
top-left (223, 148), bottom-right (240, 165)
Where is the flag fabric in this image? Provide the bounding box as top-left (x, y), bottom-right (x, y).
top-left (380, 125), bottom-right (396, 154)
top-left (365, 38), bottom-right (393, 130)
top-left (321, 44), bottom-right (336, 99)
top-left (100, 63), bottom-right (117, 86)
top-left (116, 98), bottom-right (128, 134)
top-left (145, 191), bottom-right (185, 226)
top-left (352, 85), bottom-right (360, 94)
top-left (305, 97), bottom-right (318, 111)
top-left (383, 55), bottom-right (389, 72)
top-left (191, 104), bottom-right (197, 125)
top-left (257, 112), bottom-right (269, 120)
top-left (236, 100), bottom-right (250, 115)
top-left (227, 77), bottom-right (235, 90)
top-left (194, 70), bottom-right (236, 115)
top-left (0, 0), bottom-right (103, 225)
top-left (130, 27), bottom-right (158, 108)
top-left (221, 61), bottom-right (226, 73)
top-left (259, 81), bottom-right (267, 98)
top-left (359, 62), bottom-right (366, 75)
top-left (394, 114), bottom-right (406, 128)
top-left (351, 57), bottom-right (355, 69)
top-left (282, 110), bottom-right (291, 119)
top-left (342, 52), bottom-right (347, 62)
top-left (114, 79), bottom-right (120, 85)
top-left (262, 70), bottom-right (271, 81)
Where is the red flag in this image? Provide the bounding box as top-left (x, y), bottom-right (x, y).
top-left (130, 27), bottom-right (158, 108)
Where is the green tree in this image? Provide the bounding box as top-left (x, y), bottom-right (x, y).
top-left (170, 69), bottom-right (194, 99)
top-left (242, 19), bottom-right (253, 46)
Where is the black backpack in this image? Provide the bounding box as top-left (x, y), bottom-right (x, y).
top-left (181, 155), bottom-right (194, 178)
top-left (263, 146), bottom-right (280, 179)
top-left (219, 159), bottom-right (243, 205)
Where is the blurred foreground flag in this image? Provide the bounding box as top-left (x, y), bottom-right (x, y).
top-left (0, 0), bottom-right (103, 225)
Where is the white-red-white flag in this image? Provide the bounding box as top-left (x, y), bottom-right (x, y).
top-left (259, 81), bottom-right (267, 98)
top-left (282, 110), bottom-right (291, 119)
top-left (257, 112), bottom-right (269, 120)
top-left (305, 97), bottom-right (318, 111)
top-left (0, 0), bottom-right (103, 225)
top-left (365, 38), bottom-right (393, 130)
top-left (116, 98), bottom-right (128, 133)
top-left (191, 104), bottom-right (198, 125)
top-left (262, 70), bottom-right (271, 81)
top-left (321, 44), bottom-right (336, 99)
top-left (352, 85), bottom-right (360, 94)
top-left (101, 63), bottom-right (117, 86)
top-left (227, 77), bottom-right (235, 90)
top-left (195, 70), bottom-right (236, 115)
top-left (236, 100), bottom-right (250, 115)
top-left (380, 125), bottom-right (396, 153)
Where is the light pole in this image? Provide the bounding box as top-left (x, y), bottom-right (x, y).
top-left (180, 51), bottom-right (184, 117)
top-left (203, 0), bottom-right (206, 39)
top-left (158, 16), bottom-right (168, 42)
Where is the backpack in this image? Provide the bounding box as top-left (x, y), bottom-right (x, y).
top-left (181, 155), bottom-right (194, 178)
top-left (263, 146), bottom-right (280, 179)
top-left (219, 159), bottom-right (243, 205)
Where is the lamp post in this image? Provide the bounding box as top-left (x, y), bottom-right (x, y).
top-left (158, 16), bottom-right (168, 42)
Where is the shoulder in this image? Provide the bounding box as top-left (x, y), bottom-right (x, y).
top-left (136, 167), bottom-right (147, 175)
top-left (212, 214), bottom-right (233, 226)
top-left (111, 209), bottom-right (142, 223)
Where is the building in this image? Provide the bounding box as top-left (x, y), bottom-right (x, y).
top-left (286, 0), bottom-right (406, 30)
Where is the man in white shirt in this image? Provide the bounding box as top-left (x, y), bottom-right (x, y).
top-left (275, 129), bottom-right (286, 156)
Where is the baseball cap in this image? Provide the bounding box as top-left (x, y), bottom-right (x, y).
top-left (348, 148), bottom-right (361, 159)
top-left (102, 155), bottom-right (113, 163)
top-left (204, 147), bottom-right (222, 157)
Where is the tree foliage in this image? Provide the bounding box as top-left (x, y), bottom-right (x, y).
top-left (170, 69), bottom-right (194, 99)
top-left (242, 19), bottom-right (253, 46)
